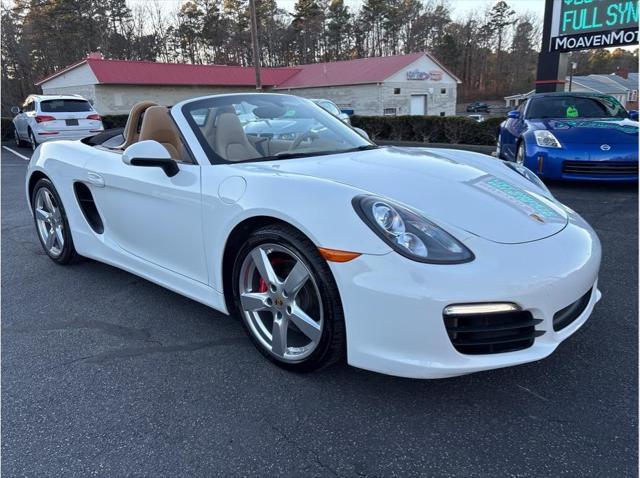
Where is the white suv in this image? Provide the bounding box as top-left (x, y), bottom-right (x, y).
top-left (12, 95), bottom-right (104, 150)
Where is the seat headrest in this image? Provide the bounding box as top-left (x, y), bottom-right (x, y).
top-left (214, 113), bottom-right (260, 161)
top-left (139, 107), bottom-right (178, 144)
top-left (138, 106), bottom-right (184, 160)
top-left (216, 113), bottom-right (247, 143)
top-left (119, 101), bottom-right (158, 149)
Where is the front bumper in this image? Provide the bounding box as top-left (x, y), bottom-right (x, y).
top-left (329, 217), bottom-right (601, 379)
top-left (524, 142), bottom-right (638, 182)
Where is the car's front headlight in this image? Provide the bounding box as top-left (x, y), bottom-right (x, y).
top-left (534, 130), bottom-right (561, 148)
top-left (503, 161), bottom-right (551, 195)
top-left (353, 196), bottom-right (474, 264)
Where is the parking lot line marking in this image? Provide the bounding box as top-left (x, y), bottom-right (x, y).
top-left (2, 146), bottom-right (30, 161)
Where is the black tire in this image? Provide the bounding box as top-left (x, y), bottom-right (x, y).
top-left (232, 224), bottom-right (346, 372)
top-left (31, 178), bottom-right (79, 265)
top-left (29, 129), bottom-right (38, 151)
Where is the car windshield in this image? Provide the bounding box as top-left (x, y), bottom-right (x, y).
top-left (40, 99), bottom-right (92, 113)
top-left (526, 95), bottom-right (628, 120)
top-left (182, 94), bottom-right (374, 163)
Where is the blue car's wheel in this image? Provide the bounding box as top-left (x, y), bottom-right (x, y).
top-left (516, 141), bottom-right (526, 165)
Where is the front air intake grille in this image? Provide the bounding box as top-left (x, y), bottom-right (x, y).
top-left (562, 161), bottom-right (638, 176)
top-left (443, 307), bottom-right (542, 355)
top-left (553, 288), bottom-right (592, 332)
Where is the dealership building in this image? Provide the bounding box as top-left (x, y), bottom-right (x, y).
top-left (36, 52), bottom-right (460, 117)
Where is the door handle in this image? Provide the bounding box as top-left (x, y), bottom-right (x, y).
top-left (87, 171), bottom-right (105, 188)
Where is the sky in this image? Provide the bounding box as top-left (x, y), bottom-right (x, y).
top-left (127, 0), bottom-right (545, 20)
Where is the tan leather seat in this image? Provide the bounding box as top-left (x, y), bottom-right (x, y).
top-left (201, 108), bottom-right (217, 150)
top-left (214, 113), bottom-right (260, 161)
top-left (118, 101), bottom-right (158, 149)
top-left (138, 106), bottom-right (185, 160)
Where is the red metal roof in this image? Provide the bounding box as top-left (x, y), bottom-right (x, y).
top-left (276, 52), bottom-right (460, 88)
top-left (36, 58), bottom-right (300, 87)
top-left (36, 52), bottom-right (460, 88)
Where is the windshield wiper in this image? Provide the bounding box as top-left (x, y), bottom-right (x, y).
top-left (272, 151), bottom-right (332, 160)
top-left (271, 144), bottom-right (378, 160)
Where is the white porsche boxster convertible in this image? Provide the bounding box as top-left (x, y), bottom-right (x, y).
top-left (25, 93), bottom-right (602, 379)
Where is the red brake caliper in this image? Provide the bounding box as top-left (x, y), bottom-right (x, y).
top-left (258, 277), bottom-right (268, 293)
top-left (257, 257), bottom-right (288, 293)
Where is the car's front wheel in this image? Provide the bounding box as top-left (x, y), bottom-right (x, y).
top-left (31, 178), bottom-right (78, 264)
top-left (232, 224), bottom-right (345, 372)
top-left (516, 141), bottom-right (526, 165)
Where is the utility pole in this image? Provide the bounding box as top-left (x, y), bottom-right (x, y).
top-left (249, 0), bottom-right (262, 91)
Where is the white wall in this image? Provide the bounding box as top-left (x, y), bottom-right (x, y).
top-left (55, 84), bottom-right (256, 115)
top-left (40, 84), bottom-right (97, 106)
top-left (278, 84), bottom-right (382, 115)
top-left (40, 63), bottom-right (98, 89)
top-left (383, 55), bottom-right (458, 116)
top-left (281, 54), bottom-right (458, 116)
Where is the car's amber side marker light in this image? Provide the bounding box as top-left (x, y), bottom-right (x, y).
top-left (318, 247), bottom-right (361, 263)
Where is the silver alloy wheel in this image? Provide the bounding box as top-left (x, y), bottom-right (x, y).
top-left (238, 243), bottom-right (323, 362)
top-left (516, 143), bottom-right (525, 165)
top-left (34, 188), bottom-right (64, 257)
top-left (30, 132), bottom-right (37, 151)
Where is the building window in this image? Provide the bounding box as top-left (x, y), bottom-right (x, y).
top-left (393, 88), bottom-right (401, 95)
top-left (631, 90), bottom-right (638, 101)
top-left (383, 108), bottom-right (397, 116)
top-left (440, 88), bottom-right (447, 94)
top-left (440, 112), bottom-right (445, 116)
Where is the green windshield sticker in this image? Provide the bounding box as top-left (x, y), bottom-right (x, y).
top-left (566, 105), bottom-right (578, 118)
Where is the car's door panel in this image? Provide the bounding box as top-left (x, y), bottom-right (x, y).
top-left (16, 100), bottom-right (32, 137)
top-left (503, 101), bottom-right (528, 159)
top-left (85, 156), bottom-right (209, 283)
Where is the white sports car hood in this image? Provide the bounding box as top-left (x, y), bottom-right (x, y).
top-left (253, 147), bottom-right (568, 244)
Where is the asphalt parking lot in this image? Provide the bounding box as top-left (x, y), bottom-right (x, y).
top-left (1, 144), bottom-right (637, 477)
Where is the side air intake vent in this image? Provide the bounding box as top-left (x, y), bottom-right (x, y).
top-left (443, 304), bottom-right (543, 355)
top-left (553, 288), bottom-right (592, 331)
top-left (73, 182), bottom-right (104, 234)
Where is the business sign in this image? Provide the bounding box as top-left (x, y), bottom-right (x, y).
top-left (549, 0), bottom-right (639, 52)
top-left (406, 69), bottom-right (444, 81)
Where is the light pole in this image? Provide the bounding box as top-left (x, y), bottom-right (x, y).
top-left (249, 0), bottom-right (262, 91)
top-left (568, 61), bottom-right (577, 92)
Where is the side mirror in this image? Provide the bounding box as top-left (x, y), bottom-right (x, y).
top-left (11, 106), bottom-right (21, 115)
top-left (507, 111), bottom-right (521, 119)
top-left (122, 140), bottom-right (179, 177)
top-left (339, 112), bottom-right (350, 123)
top-left (629, 110), bottom-right (638, 121)
top-left (353, 127), bottom-right (370, 140)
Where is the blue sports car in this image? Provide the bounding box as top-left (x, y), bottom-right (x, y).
top-left (497, 92), bottom-right (639, 182)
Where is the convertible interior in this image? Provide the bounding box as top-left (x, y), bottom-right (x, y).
top-left (87, 101), bottom-right (190, 161)
top-left (85, 98), bottom-right (355, 163)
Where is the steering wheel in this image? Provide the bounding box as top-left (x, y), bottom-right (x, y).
top-left (288, 130), bottom-right (318, 151)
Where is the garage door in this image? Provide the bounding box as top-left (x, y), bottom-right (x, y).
top-left (410, 95), bottom-right (426, 115)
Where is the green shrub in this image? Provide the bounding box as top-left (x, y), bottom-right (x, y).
top-left (351, 115), bottom-right (505, 145)
top-left (102, 114), bottom-right (128, 129)
top-left (1, 117), bottom-right (14, 140)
